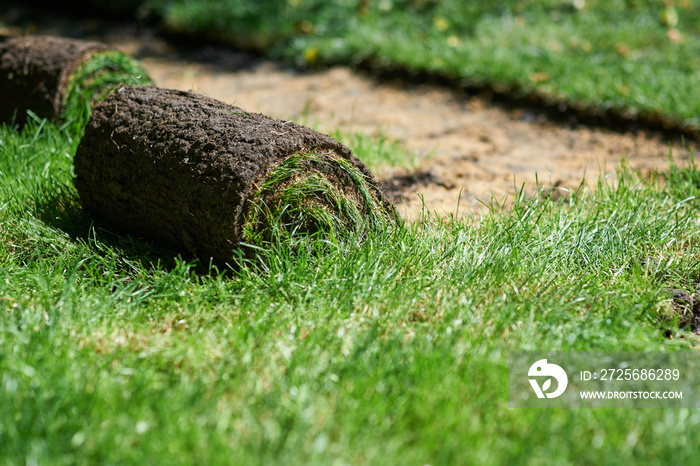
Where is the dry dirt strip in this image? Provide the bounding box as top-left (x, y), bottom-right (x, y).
top-left (135, 49), bottom-right (694, 220)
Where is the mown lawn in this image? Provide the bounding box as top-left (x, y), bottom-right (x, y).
top-left (1, 118), bottom-right (700, 464)
top-left (139, 0), bottom-right (700, 131)
top-left (2, 0), bottom-right (700, 463)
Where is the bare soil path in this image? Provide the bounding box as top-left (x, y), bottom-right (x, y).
top-left (3, 15), bottom-right (696, 220)
top-left (135, 52), bottom-right (697, 220)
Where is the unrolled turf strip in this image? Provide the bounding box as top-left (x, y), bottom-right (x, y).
top-left (0, 35), bottom-right (152, 125)
top-left (74, 86), bottom-right (396, 265)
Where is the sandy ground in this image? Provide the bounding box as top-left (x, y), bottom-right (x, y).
top-left (138, 51), bottom-right (697, 220)
top-left (3, 16), bottom-right (697, 220)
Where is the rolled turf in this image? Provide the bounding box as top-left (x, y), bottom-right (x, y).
top-left (74, 86), bottom-right (396, 264)
top-left (0, 35), bottom-right (152, 126)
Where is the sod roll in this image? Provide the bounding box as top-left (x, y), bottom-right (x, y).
top-left (74, 86), bottom-right (396, 264)
top-left (0, 35), bottom-right (152, 126)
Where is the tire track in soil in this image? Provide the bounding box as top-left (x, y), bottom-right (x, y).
top-left (3, 18), bottom-right (696, 220)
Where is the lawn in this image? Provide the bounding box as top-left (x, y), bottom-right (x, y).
top-left (1, 117), bottom-right (700, 463)
top-left (2, 0), bottom-right (700, 464)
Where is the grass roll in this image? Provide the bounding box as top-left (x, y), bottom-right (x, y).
top-left (0, 35), bottom-right (152, 127)
top-left (74, 86), bottom-right (396, 265)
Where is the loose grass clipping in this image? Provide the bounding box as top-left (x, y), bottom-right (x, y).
top-left (0, 35), bottom-right (152, 126)
top-left (74, 86), bottom-right (397, 265)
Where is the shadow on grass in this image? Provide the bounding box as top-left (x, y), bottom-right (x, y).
top-left (32, 186), bottom-right (211, 274)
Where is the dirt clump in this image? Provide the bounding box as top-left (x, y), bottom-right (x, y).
top-left (669, 285), bottom-right (700, 333)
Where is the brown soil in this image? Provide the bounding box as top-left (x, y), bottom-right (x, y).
top-left (2, 16), bottom-right (697, 220)
top-left (670, 286), bottom-right (700, 332)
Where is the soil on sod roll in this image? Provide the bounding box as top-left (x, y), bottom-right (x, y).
top-left (0, 35), bottom-right (152, 126)
top-left (74, 85), bottom-right (396, 265)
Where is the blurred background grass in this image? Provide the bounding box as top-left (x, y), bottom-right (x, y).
top-left (12, 0), bottom-right (694, 132)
